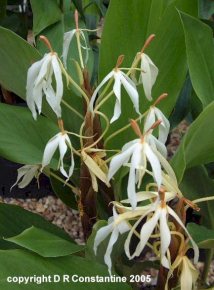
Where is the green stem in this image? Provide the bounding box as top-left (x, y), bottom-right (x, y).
top-left (104, 110), bottom-right (148, 146)
top-left (76, 31), bottom-right (84, 69)
top-left (62, 100), bottom-right (84, 120)
top-left (49, 171), bottom-right (78, 194)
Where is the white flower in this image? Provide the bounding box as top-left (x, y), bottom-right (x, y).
top-left (125, 196), bottom-right (199, 269)
top-left (41, 132), bottom-right (74, 179)
top-left (139, 53), bottom-right (158, 101)
top-left (26, 53), bottom-right (63, 120)
top-left (11, 165), bottom-right (40, 190)
top-left (94, 207), bottom-right (130, 275)
top-left (63, 29), bottom-right (89, 68)
top-left (89, 69), bottom-right (140, 123)
top-left (108, 137), bottom-right (163, 208)
top-left (144, 106), bottom-right (170, 144)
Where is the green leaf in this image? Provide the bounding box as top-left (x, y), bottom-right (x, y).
top-left (187, 223), bottom-right (214, 249)
top-left (0, 26), bottom-right (40, 98)
top-left (0, 103), bottom-right (58, 165)
top-left (171, 101), bottom-right (214, 182)
top-left (179, 11), bottom-right (214, 107)
top-left (5, 226), bottom-right (83, 257)
top-left (30, 0), bottom-right (62, 36)
top-left (180, 166), bottom-right (214, 229)
top-left (0, 249), bottom-right (131, 290)
top-left (0, 203), bottom-right (72, 250)
top-left (98, 0), bottom-right (198, 150)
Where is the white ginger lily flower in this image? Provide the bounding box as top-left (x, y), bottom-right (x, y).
top-left (11, 165), bottom-right (40, 190)
top-left (94, 207), bottom-right (130, 275)
top-left (144, 105), bottom-right (170, 144)
top-left (42, 132), bottom-right (74, 179)
top-left (26, 52), bottom-right (63, 120)
top-left (89, 65), bottom-right (139, 123)
top-left (108, 120), bottom-right (169, 208)
top-left (139, 53), bottom-right (158, 101)
top-left (63, 29), bottom-right (90, 68)
top-left (124, 193), bottom-right (199, 269)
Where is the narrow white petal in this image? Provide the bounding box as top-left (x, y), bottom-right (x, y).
top-left (63, 30), bottom-right (76, 67)
top-left (120, 72), bottom-right (140, 114)
top-left (168, 207), bottom-right (199, 264)
top-left (121, 191), bottom-right (158, 203)
top-left (148, 135), bottom-right (167, 158)
top-left (34, 54), bottom-right (52, 86)
top-left (68, 152), bottom-right (75, 178)
top-left (124, 205), bottom-right (155, 259)
top-left (51, 55), bottom-right (63, 105)
top-left (42, 134), bottom-right (60, 168)
top-left (180, 258), bottom-right (193, 290)
top-left (93, 223), bottom-right (113, 254)
top-left (58, 135), bottom-right (69, 178)
top-left (44, 86), bottom-right (62, 118)
top-left (155, 108), bottom-right (170, 144)
top-left (110, 72), bottom-right (121, 123)
top-left (127, 144), bottom-right (142, 209)
top-left (144, 108), bottom-right (156, 133)
top-left (104, 228), bottom-right (119, 275)
top-left (140, 53), bottom-right (158, 101)
top-left (159, 207), bottom-right (171, 269)
top-left (26, 60), bottom-right (43, 119)
top-left (144, 143), bottom-right (162, 188)
top-left (89, 71), bottom-right (114, 112)
top-left (108, 144), bottom-right (136, 181)
top-left (134, 207), bottom-right (161, 257)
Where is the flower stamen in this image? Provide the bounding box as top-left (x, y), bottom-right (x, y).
top-left (141, 34), bottom-right (156, 53)
top-left (39, 35), bottom-right (54, 54)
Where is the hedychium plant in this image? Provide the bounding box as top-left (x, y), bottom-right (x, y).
top-left (0, 1), bottom-right (214, 289)
top-left (7, 9), bottom-right (212, 290)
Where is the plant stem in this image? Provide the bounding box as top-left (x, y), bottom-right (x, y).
top-left (62, 99), bottom-right (84, 120)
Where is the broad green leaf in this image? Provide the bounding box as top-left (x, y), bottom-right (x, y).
top-left (180, 166), bottom-right (214, 229)
top-left (36, 19), bottom-right (64, 56)
top-left (98, 0), bottom-right (198, 150)
top-left (5, 226), bottom-right (83, 257)
top-left (0, 27), bottom-right (40, 98)
top-left (30, 0), bottom-right (62, 35)
top-left (179, 12), bottom-right (214, 107)
top-left (171, 101), bottom-right (214, 182)
top-left (0, 203), bottom-right (72, 250)
top-left (0, 103), bottom-right (58, 165)
top-left (187, 223), bottom-right (214, 249)
top-left (0, 249), bottom-right (131, 290)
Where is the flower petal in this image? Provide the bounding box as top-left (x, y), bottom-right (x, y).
top-left (167, 206), bottom-right (199, 264)
top-left (159, 207), bottom-right (171, 269)
top-left (154, 107), bottom-right (170, 144)
top-left (34, 54), bottom-right (52, 87)
top-left (51, 55), bottom-right (63, 106)
top-left (110, 72), bottom-right (121, 123)
top-left (104, 228), bottom-right (119, 275)
top-left (127, 143), bottom-right (142, 209)
top-left (89, 71), bottom-right (114, 112)
top-left (144, 143), bottom-right (162, 188)
top-left (93, 223), bottom-right (113, 255)
top-left (120, 72), bottom-right (140, 114)
top-left (63, 30), bottom-right (76, 67)
top-left (140, 53), bottom-right (158, 101)
top-left (144, 107), bottom-right (156, 133)
top-left (42, 133), bottom-right (60, 169)
top-left (108, 143), bottom-right (136, 181)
